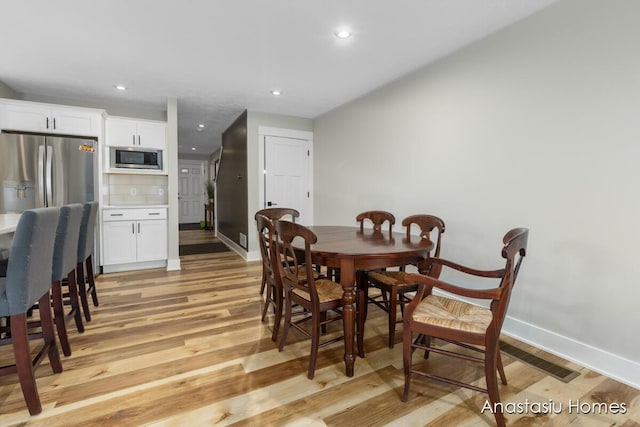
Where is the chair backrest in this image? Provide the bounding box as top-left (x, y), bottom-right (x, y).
top-left (492, 228), bottom-right (528, 331)
top-left (0, 207), bottom-right (59, 316)
top-left (402, 215), bottom-right (446, 276)
top-left (77, 201), bottom-right (98, 262)
top-left (356, 210), bottom-right (395, 233)
top-left (274, 220), bottom-right (321, 307)
top-left (52, 204), bottom-right (83, 281)
top-left (255, 214), bottom-right (279, 290)
top-left (255, 208), bottom-right (300, 223)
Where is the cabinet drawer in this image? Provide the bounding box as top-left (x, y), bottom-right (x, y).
top-left (103, 208), bottom-right (167, 221)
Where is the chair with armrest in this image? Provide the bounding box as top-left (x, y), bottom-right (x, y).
top-left (51, 203), bottom-right (84, 356)
top-left (0, 207), bottom-right (63, 415)
top-left (400, 228), bottom-right (528, 427)
top-left (275, 220), bottom-right (364, 379)
top-left (76, 201), bottom-right (98, 321)
top-left (255, 208), bottom-right (299, 296)
top-left (366, 214), bottom-right (445, 348)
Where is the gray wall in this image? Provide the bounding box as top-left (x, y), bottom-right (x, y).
top-left (21, 93), bottom-right (166, 121)
top-left (313, 0), bottom-right (639, 387)
top-left (0, 80), bottom-right (19, 99)
top-left (218, 110), bottom-right (248, 249)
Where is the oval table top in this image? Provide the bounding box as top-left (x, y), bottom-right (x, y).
top-left (301, 225), bottom-right (434, 269)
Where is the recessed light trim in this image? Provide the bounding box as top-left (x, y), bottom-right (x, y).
top-left (198, 124), bottom-right (205, 128)
top-left (335, 30), bottom-right (352, 39)
top-left (191, 147), bottom-right (196, 151)
top-left (114, 84), bottom-right (127, 91)
top-left (270, 90), bottom-right (282, 96)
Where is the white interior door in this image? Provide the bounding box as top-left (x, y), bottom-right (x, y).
top-left (264, 136), bottom-right (311, 224)
top-left (178, 160), bottom-right (205, 224)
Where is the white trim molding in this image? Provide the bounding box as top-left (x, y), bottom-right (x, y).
top-left (502, 316), bottom-right (640, 390)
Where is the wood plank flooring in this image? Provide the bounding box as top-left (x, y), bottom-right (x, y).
top-left (0, 231), bottom-right (638, 426)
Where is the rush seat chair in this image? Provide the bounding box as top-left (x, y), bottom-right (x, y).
top-left (400, 228), bottom-right (528, 427)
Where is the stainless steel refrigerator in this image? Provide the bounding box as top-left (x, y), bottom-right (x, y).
top-left (0, 132), bottom-right (96, 213)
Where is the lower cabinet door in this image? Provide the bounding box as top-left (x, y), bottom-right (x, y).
top-left (103, 221), bottom-right (137, 265)
top-left (136, 219), bottom-right (167, 262)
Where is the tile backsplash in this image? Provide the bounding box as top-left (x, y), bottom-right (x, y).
top-left (106, 174), bottom-right (168, 205)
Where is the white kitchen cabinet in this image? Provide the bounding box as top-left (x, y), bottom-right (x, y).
top-left (102, 207), bottom-right (167, 271)
top-left (0, 100), bottom-right (101, 136)
top-left (105, 117), bottom-right (166, 149)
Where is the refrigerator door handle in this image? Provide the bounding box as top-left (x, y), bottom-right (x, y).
top-left (38, 145), bottom-right (46, 206)
top-left (45, 145), bottom-right (53, 206)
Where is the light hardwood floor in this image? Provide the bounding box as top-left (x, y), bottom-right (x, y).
top-left (0, 232), bottom-right (638, 426)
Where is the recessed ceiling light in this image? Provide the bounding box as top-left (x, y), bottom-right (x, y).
top-left (198, 124), bottom-right (205, 128)
top-left (114, 84), bottom-right (127, 91)
top-left (191, 147), bottom-right (196, 151)
top-left (270, 90), bottom-right (282, 96)
top-left (335, 30), bottom-right (352, 39)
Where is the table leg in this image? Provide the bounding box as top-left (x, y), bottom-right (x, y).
top-left (339, 257), bottom-right (356, 377)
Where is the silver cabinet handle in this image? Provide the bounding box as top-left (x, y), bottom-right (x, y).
top-left (148, 212), bottom-right (160, 216)
top-left (110, 213), bottom-right (124, 216)
top-left (138, 223), bottom-right (140, 233)
top-left (53, 117), bottom-right (56, 130)
top-left (138, 135), bottom-right (141, 145)
top-left (133, 135), bottom-right (136, 146)
top-left (46, 117), bottom-right (49, 129)
top-left (132, 223), bottom-right (135, 234)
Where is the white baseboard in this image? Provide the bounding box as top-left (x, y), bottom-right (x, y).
top-left (217, 232), bottom-right (248, 260)
top-left (166, 258), bottom-right (181, 271)
top-left (502, 315), bottom-right (640, 390)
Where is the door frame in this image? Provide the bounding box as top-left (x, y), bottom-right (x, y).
top-left (258, 126), bottom-right (314, 225)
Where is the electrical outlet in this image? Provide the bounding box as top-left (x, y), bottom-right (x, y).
top-left (130, 187), bottom-right (137, 196)
top-left (158, 188), bottom-right (164, 195)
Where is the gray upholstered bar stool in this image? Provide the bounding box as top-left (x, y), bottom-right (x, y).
top-left (0, 207), bottom-right (62, 415)
top-left (76, 201), bottom-right (98, 321)
top-left (51, 203), bottom-right (84, 356)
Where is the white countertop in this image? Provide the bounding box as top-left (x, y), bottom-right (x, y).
top-left (102, 205), bottom-right (168, 209)
top-left (0, 213), bottom-right (22, 235)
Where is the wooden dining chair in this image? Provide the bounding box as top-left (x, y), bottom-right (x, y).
top-left (356, 210), bottom-right (395, 234)
top-left (0, 207), bottom-right (63, 415)
top-left (255, 208), bottom-right (299, 296)
top-left (400, 228), bottom-right (528, 427)
top-left (275, 220), bottom-right (364, 379)
top-left (255, 214), bottom-right (284, 341)
top-left (365, 214), bottom-right (445, 348)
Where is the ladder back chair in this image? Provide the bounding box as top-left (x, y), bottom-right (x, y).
top-left (275, 220), bottom-right (364, 379)
top-left (366, 214), bottom-right (445, 348)
top-left (255, 208), bottom-right (299, 295)
top-left (401, 228), bottom-right (528, 427)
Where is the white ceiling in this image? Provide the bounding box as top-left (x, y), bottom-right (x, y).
top-left (0, 0), bottom-right (557, 156)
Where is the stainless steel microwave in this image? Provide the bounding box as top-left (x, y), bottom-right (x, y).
top-left (110, 147), bottom-right (163, 170)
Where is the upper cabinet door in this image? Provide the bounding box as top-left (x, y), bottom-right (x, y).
top-left (1, 104), bottom-right (49, 132)
top-left (105, 117), bottom-right (166, 149)
top-left (136, 121), bottom-right (166, 150)
top-left (49, 107), bottom-right (100, 136)
top-left (105, 118), bottom-right (138, 147)
top-left (0, 102), bottom-right (101, 137)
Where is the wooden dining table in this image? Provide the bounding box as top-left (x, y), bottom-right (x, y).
top-left (298, 225), bottom-right (434, 377)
